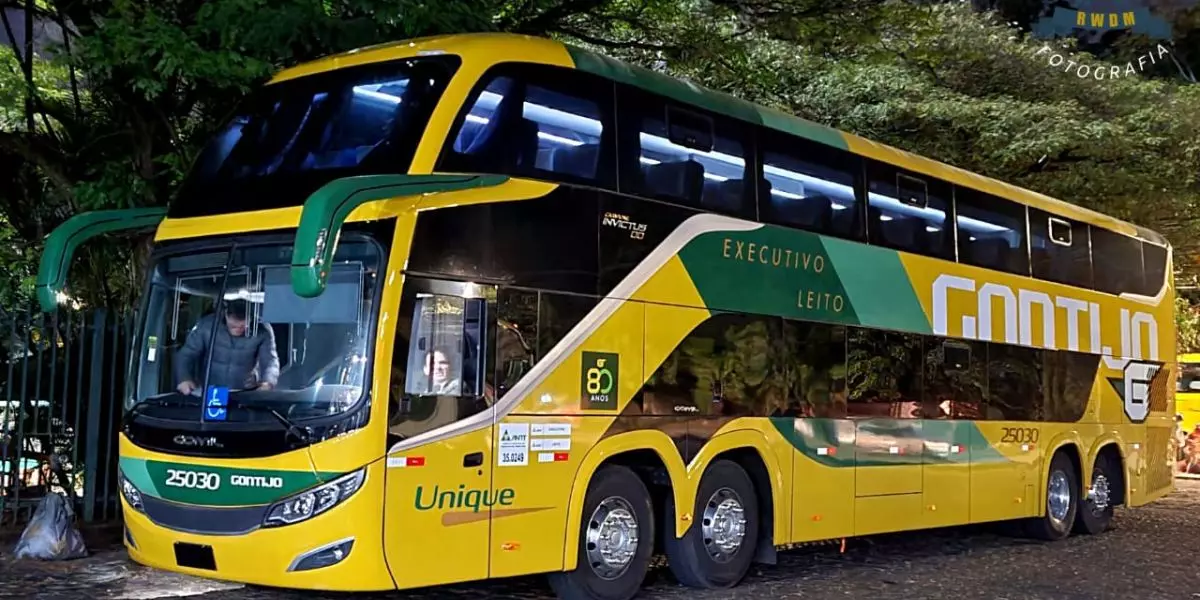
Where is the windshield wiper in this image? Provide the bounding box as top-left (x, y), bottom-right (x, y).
top-left (128, 394), bottom-right (201, 416)
top-left (237, 403), bottom-right (312, 444)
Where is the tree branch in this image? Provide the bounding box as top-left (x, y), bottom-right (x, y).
top-left (0, 132), bottom-right (76, 207)
top-left (550, 26), bottom-right (677, 52)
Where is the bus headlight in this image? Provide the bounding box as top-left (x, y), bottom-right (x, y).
top-left (120, 473), bottom-right (144, 513)
top-left (263, 469), bottom-right (365, 527)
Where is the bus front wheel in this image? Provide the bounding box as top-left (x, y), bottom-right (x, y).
top-left (549, 464), bottom-right (655, 600)
top-left (663, 459), bottom-right (759, 588)
top-left (1026, 451), bottom-right (1078, 541)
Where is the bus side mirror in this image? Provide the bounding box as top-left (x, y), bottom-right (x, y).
top-left (291, 174), bottom-right (509, 298)
top-left (36, 207), bottom-right (168, 312)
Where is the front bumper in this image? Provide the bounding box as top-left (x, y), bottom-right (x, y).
top-left (120, 465), bottom-right (393, 591)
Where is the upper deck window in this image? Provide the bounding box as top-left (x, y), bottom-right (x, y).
top-left (866, 161), bottom-right (953, 259)
top-left (1029, 209), bottom-right (1092, 288)
top-left (1091, 226), bottom-right (1145, 296)
top-left (619, 86), bottom-right (754, 219)
top-left (758, 130), bottom-right (863, 241)
top-left (954, 186), bottom-right (1030, 277)
top-left (438, 64), bottom-right (616, 188)
top-left (170, 55), bottom-right (461, 218)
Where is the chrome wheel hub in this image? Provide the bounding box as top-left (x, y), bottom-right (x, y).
top-left (585, 497), bottom-right (639, 580)
top-left (701, 488), bottom-right (747, 563)
top-left (1089, 472), bottom-right (1111, 514)
top-left (1047, 470), bottom-right (1072, 528)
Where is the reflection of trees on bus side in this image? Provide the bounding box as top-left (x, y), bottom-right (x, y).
top-left (486, 288), bottom-right (1097, 425)
top-left (650, 316), bottom-right (790, 417)
top-left (637, 313), bottom-right (1095, 423)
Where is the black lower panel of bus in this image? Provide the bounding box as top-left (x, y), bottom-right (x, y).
top-left (174, 542), bottom-right (216, 570)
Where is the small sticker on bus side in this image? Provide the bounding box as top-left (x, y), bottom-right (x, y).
top-left (498, 423), bottom-right (530, 467)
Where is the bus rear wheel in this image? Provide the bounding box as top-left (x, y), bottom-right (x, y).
top-left (1073, 453), bottom-right (1116, 535)
top-left (663, 459), bottom-right (759, 589)
top-left (549, 464), bottom-right (655, 600)
top-left (1025, 451), bottom-right (1078, 541)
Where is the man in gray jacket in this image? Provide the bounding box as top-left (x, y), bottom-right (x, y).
top-left (175, 299), bottom-right (280, 395)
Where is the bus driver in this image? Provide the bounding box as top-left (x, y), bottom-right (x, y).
top-left (175, 299), bottom-right (280, 394)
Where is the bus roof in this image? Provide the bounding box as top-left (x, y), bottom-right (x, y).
top-left (270, 32), bottom-right (1168, 248)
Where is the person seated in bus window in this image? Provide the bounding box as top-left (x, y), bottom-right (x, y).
top-left (174, 299), bottom-right (280, 395)
top-left (422, 346), bottom-right (461, 396)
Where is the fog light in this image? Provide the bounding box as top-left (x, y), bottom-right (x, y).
top-left (287, 538), bottom-right (354, 572)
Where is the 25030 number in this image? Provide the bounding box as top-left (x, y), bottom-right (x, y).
top-left (164, 468), bottom-right (221, 490)
top-left (1000, 427), bottom-right (1040, 444)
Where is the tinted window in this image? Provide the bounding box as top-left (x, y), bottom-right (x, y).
top-left (846, 328), bottom-right (924, 418)
top-left (440, 64), bottom-right (615, 188)
top-left (955, 187), bottom-right (1029, 276)
top-left (537, 292), bottom-right (598, 357)
top-left (1091, 227), bottom-right (1144, 295)
top-left (923, 338), bottom-right (987, 419)
top-left (620, 87), bottom-right (754, 218)
top-left (867, 162), bottom-right (953, 259)
top-left (759, 131), bottom-right (863, 241)
top-left (1141, 242), bottom-right (1168, 296)
top-left (1029, 209), bottom-right (1092, 288)
top-left (643, 313), bottom-right (786, 416)
top-left (984, 343), bottom-right (1042, 421)
top-left (1042, 350), bottom-right (1099, 422)
top-left (495, 288), bottom-right (537, 397)
top-left (781, 319), bottom-right (847, 417)
top-left (172, 56), bottom-right (461, 218)
top-left (407, 188), bottom-right (602, 295)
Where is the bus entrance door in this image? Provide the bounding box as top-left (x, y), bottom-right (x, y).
top-left (381, 288), bottom-right (495, 589)
top-left (382, 429), bottom-right (495, 589)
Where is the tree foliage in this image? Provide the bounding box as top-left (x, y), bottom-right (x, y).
top-left (1, 0), bottom-right (1199, 319)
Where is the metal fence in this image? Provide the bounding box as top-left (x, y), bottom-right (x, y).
top-left (0, 306), bottom-right (132, 527)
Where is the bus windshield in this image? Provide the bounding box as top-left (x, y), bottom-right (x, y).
top-left (130, 239), bottom-right (382, 423)
top-left (169, 55), bottom-right (460, 218)
top-left (1180, 361), bottom-right (1200, 393)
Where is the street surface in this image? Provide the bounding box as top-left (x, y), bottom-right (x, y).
top-left (5, 480), bottom-right (1200, 599)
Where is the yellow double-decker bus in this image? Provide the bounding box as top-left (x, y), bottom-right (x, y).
top-left (35, 33), bottom-right (1176, 600)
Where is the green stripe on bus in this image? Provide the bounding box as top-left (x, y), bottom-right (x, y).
top-left (119, 457), bottom-right (339, 507)
top-left (675, 224), bottom-right (929, 333)
top-left (565, 46), bottom-right (849, 151)
top-left (677, 226), bottom-right (861, 325)
top-left (820, 236), bottom-right (932, 334)
top-left (768, 418), bottom-right (1009, 467)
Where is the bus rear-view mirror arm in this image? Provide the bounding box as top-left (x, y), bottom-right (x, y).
top-left (35, 207), bottom-right (169, 313)
top-left (290, 173), bottom-right (509, 298)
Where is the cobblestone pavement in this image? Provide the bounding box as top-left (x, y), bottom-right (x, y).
top-left (6, 480), bottom-right (1200, 599)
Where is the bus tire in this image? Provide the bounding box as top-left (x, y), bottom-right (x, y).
top-left (663, 459), bottom-right (759, 589)
top-left (1025, 451), bottom-right (1078, 541)
top-left (1073, 453), bottom-right (1116, 535)
top-left (548, 464), bottom-right (654, 600)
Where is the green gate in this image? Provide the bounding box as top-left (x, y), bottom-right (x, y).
top-left (0, 305), bottom-right (132, 527)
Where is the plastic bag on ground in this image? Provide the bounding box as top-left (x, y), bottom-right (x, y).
top-left (13, 492), bottom-right (89, 560)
